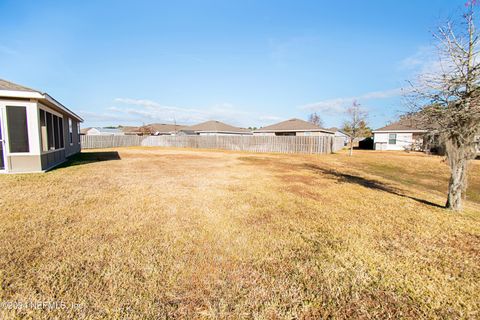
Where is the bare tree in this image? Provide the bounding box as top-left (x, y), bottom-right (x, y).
top-left (342, 101), bottom-right (370, 156)
top-left (407, 1), bottom-right (480, 211)
top-left (308, 112), bottom-right (324, 127)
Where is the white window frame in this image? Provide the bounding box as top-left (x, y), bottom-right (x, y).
top-left (68, 118), bottom-right (73, 146)
top-left (388, 133), bottom-right (397, 145)
top-left (0, 101), bottom-right (38, 157)
top-left (0, 110), bottom-right (6, 172)
top-left (77, 122), bottom-right (80, 144)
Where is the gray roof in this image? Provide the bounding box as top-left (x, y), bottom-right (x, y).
top-left (374, 119), bottom-right (427, 132)
top-left (187, 120), bottom-right (251, 133)
top-left (0, 78), bottom-right (83, 122)
top-left (146, 123), bottom-right (188, 133)
top-left (255, 118), bottom-right (333, 133)
top-left (0, 79), bottom-right (41, 93)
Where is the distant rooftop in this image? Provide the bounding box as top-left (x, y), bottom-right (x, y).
top-left (146, 123), bottom-right (188, 133)
top-left (255, 118), bottom-right (333, 133)
top-left (374, 118), bottom-right (428, 132)
top-left (187, 120), bottom-right (251, 133)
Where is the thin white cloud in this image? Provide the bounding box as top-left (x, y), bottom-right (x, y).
top-left (84, 98), bottom-right (281, 128)
top-left (300, 88), bottom-right (403, 114)
top-left (398, 45), bottom-right (447, 76)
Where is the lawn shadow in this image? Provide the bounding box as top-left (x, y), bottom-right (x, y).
top-left (59, 151), bottom-right (121, 169)
top-left (303, 163), bottom-right (445, 209)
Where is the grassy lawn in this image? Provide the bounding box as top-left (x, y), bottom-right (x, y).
top-left (0, 148), bottom-right (479, 319)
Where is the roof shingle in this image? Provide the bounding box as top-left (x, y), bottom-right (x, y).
top-left (0, 79), bottom-right (40, 93)
top-left (255, 118), bottom-right (333, 133)
top-left (186, 120), bottom-right (251, 133)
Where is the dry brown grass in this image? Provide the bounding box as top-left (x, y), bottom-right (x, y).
top-left (0, 148), bottom-right (479, 319)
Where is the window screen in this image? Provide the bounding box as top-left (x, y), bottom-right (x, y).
top-left (388, 133), bottom-right (397, 145)
top-left (6, 106), bottom-right (29, 153)
top-left (46, 112), bottom-right (53, 150)
top-left (40, 110), bottom-right (48, 152)
top-left (68, 118), bottom-right (73, 144)
top-left (53, 115), bottom-right (60, 149)
top-left (59, 118), bottom-right (64, 148)
top-left (42, 110), bottom-right (64, 151)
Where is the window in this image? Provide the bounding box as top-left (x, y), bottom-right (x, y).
top-left (68, 118), bottom-right (73, 145)
top-left (388, 133), bottom-right (397, 145)
top-left (46, 112), bottom-right (53, 149)
top-left (41, 109), bottom-right (64, 151)
top-left (53, 115), bottom-right (60, 149)
top-left (6, 106), bottom-right (29, 153)
top-left (59, 117), bottom-right (64, 149)
top-left (40, 110), bottom-right (48, 152)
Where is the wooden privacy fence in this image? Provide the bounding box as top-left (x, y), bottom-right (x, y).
top-left (81, 135), bottom-right (345, 154)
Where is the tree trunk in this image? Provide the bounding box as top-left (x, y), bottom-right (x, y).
top-left (445, 158), bottom-right (468, 211)
top-left (349, 138), bottom-right (353, 156)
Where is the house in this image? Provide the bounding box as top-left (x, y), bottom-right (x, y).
top-left (373, 120), bottom-right (428, 151)
top-left (0, 79), bottom-right (83, 173)
top-left (141, 123), bottom-right (187, 135)
top-left (83, 127), bottom-right (124, 136)
top-left (328, 127), bottom-right (350, 146)
top-left (183, 120), bottom-right (252, 135)
top-left (253, 118), bottom-right (334, 136)
top-left (119, 126), bottom-right (142, 135)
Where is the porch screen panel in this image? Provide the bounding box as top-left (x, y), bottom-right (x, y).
top-left (53, 115), bottom-right (60, 149)
top-left (6, 106), bottom-right (29, 153)
top-left (46, 112), bottom-right (53, 150)
top-left (40, 110), bottom-right (48, 152)
top-left (59, 118), bottom-right (64, 148)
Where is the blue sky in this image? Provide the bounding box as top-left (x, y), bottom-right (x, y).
top-left (0, 0), bottom-right (468, 129)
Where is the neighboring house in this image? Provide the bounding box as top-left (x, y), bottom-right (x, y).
top-left (328, 127), bottom-right (350, 146)
top-left (253, 118), bottom-right (334, 136)
top-left (0, 79), bottom-right (83, 173)
top-left (80, 127), bottom-right (91, 135)
top-left (183, 120), bottom-right (252, 136)
top-left (84, 127), bottom-right (124, 136)
top-left (142, 123), bottom-right (187, 135)
top-left (373, 121), bottom-right (427, 151)
top-left (119, 126), bottom-right (142, 135)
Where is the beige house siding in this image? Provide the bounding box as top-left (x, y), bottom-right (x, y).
top-left (6, 155), bottom-right (42, 173)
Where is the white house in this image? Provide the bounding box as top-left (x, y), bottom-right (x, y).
top-left (373, 121), bottom-right (427, 151)
top-left (328, 127), bottom-right (350, 146)
top-left (83, 127), bottom-right (124, 136)
top-left (0, 79), bottom-right (82, 173)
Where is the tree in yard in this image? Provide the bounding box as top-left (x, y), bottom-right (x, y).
top-left (406, 1), bottom-right (480, 211)
top-left (342, 101), bottom-right (370, 156)
top-left (308, 112), bottom-right (324, 127)
top-left (139, 124), bottom-right (154, 136)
